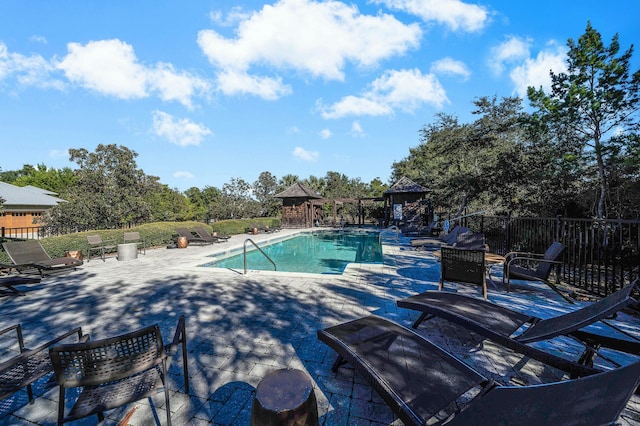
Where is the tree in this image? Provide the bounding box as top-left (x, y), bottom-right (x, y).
top-left (277, 174), bottom-right (299, 193)
top-left (528, 22), bottom-right (640, 218)
top-left (11, 164), bottom-right (78, 194)
top-left (213, 177), bottom-right (257, 219)
top-left (253, 171), bottom-right (280, 217)
top-left (43, 144), bottom-right (162, 229)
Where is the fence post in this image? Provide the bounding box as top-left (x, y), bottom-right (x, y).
top-left (1, 227), bottom-right (4, 238)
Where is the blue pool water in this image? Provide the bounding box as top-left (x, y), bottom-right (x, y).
top-left (203, 231), bottom-right (383, 274)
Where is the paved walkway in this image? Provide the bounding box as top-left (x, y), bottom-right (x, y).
top-left (1, 228), bottom-right (639, 425)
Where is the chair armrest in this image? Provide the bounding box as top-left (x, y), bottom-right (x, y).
top-left (506, 256), bottom-right (563, 269)
top-left (29, 327), bottom-right (86, 355)
top-left (504, 251), bottom-right (545, 261)
top-left (0, 324), bottom-right (26, 353)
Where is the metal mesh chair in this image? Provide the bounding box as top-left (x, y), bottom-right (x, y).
top-left (439, 246), bottom-right (487, 299)
top-left (123, 231), bottom-right (146, 255)
top-left (49, 316), bottom-right (189, 426)
top-left (86, 235), bottom-right (117, 262)
top-left (0, 324), bottom-right (86, 404)
top-left (454, 232), bottom-right (486, 250)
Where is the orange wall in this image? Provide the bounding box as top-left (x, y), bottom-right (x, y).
top-left (0, 212), bottom-right (44, 229)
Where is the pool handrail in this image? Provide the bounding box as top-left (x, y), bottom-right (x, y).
top-left (243, 239), bottom-right (277, 274)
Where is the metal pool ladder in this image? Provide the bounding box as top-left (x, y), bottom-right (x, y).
top-left (243, 239), bottom-right (276, 274)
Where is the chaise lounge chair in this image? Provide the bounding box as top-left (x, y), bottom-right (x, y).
top-left (397, 281), bottom-right (640, 376)
top-left (2, 241), bottom-right (83, 277)
top-left (318, 315), bottom-right (640, 426)
top-left (410, 225), bottom-right (470, 249)
top-left (193, 226), bottom-right (230, 243)
top-left (176, 227), bottom-right (212, 245)
top-left (0, 275), bottom-right (42, 296)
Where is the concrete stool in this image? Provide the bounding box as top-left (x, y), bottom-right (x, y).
top-left (251, 368), bottom-right (318, 426)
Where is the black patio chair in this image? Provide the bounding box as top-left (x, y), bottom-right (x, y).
top-left (86, 235), bottom-right (117, 262)
top-left (318, 315), bottom-right (640, 426)
top-left (1, 324), bottom-right (87, 404)
top-left (397, 280), bottom-right (640, 376)
top-left (123, 231), bottom-right (146, 255)
top-left (439, 246), bottom-right (487, 299)
top-left (503, 241), bottom-right (571, 302)
top-left (49, 315), bottom-right (189, 426)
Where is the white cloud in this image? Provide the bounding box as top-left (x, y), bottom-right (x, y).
top-left (174, 171), bottom-right (195, 179)
top-left (0, 42), bottom-right (64, 90)
top-left (30, 35), bottom-right (47, 44)
top-left (292, 146), bottom-right (319, 162)
top-left (351, 121), bottom-right (365, 137)
top-left (319, 68), bottom-right (448, 119)
top-left (510, 43), bottom-right (567, 97)
top-left (216, 69), bottom-right (291, 100)
top-left (489, 35), bottom-right (531, 75)
top-left (56, 39), bottom-right (210, 108)
top-left (49, 149), bottom-right (69, 159)
top-left (319, 129), bottom-right (332, 139)
top-left (151, 110), bottom-right (212, 146)
top-left (287, 126), bottom-right (301, 134)
top-left (374, 0), bottom-right (489, 32)
top-left (197, 0), bottom-right (421, 99)
top-left (430, 57), bottom-right (471, 80)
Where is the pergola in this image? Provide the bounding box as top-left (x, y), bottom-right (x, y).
top-left (275, 183), bottom-right (384, 228)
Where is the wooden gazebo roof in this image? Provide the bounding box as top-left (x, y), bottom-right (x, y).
top-left (384, 176), bottom-right (428, 195)
top-left (274, 182), bottom-right (322, 199)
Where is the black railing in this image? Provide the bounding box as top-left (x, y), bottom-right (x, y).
top-left (451, 215), bottom-right (640, 296)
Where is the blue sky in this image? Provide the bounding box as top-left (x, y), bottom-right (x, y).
top-left (1, 1), bottom-right (638, 192)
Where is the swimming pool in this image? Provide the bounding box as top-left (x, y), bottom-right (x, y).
top-left (202, 231), bottom-right (383, 274)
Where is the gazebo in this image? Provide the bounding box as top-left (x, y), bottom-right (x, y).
top-left (383, 176), bottom-right (429, 226)
top-left (274, 183), bottom-right (323, 228)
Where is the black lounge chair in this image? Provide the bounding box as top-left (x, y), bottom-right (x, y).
top-left (318, 315), bottom-right (640, 426)
top-left (0, 275), bottom-right (42, 296)
top-left (0, 324), bottom-right (87, 404)
top-left (176, 227), bottom-right (212, 245)
top-left (410, 225), bottom-right (470, 249)
top-left (49, 316), bottom-right (189, 426)
top-left (193, 226), bottom-right (230, 243)
top-left (397, 281), bottom-right (640, 376)
top-left (2, 241), bottom-right (83, 277)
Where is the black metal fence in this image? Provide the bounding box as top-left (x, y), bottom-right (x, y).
top-left (455, 215), bottom-right (640, 296)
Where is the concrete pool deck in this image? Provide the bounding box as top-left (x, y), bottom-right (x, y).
top-left (1, 227), bottom-right (639, 425)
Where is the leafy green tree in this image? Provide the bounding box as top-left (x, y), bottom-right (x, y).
top-left (184, 185), bottom-right (222, 221)
top-left (528, 22), bottom-right (640, 218)
top-left (10, 164), bottom-right (78, 194)
top-left (277, 174), bottom-right (299, 193)
top-left (303, 175), bottom-right (326, 196)
top-left (43, 144), bottom-right (161, 229)
top-left (213, 177), bottom-right (256, 219)
top-left (146, 185), bottom-right (192, 221)
top-left (253, 171), bottom-right (280, 217)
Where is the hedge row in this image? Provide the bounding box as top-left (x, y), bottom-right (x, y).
top-left (0, 218), bottom-right (281, 262)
